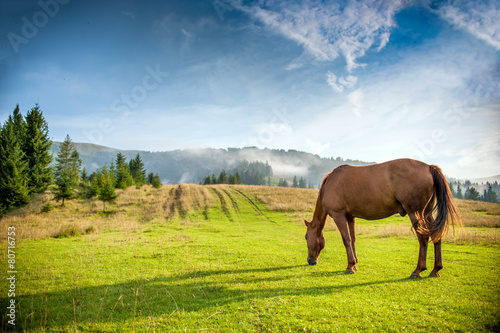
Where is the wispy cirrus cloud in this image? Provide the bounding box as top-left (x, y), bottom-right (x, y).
top-left (326, 72), bottom-right (357, 92)
top-left (430, 0), bottom-right (500, 50)
top-left (236, 0), bottom-right (409, 72)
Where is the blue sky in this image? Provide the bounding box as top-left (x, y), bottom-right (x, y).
top-left (0, 0), bottom-right (499, 179)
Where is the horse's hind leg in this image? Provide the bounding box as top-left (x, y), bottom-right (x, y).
top-left (425, 209), bottom-right (443, 277)
top-left (409, 212), bottom-right (429, 278)
top-left (429, 240), bottom-right (443, 277)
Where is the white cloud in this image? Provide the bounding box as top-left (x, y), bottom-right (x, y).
top-left (456, 134), bottom-right (500, 177)
top-left (237, 0), bottom-right (408, 72)
top-left (347, 88), bottom-right (364, 116)
top-left (339, 75), bottom-right (358, 89)
top-left (121, 11), bottom-right (136, 19)
top-left (432, 0), bottom-right (500, 50)
top-left (285, 62), bottom-right (304, 71)
top-left (326, 72), bottom-right (358, 92)
top-left (181, 29), bottom-right (192, 38)
top-left (326, 72), bottom-right (343, 92)
top-left (306, 140), bottom-right (330, 155)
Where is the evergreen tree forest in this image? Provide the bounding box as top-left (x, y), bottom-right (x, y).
top-left (0, 104), bottom-right (52, 214)
top-left (449, 181), bottom-right (499, 203)
top-left (0, 104), bottom-right (163, 215)
top-left (202, 161), bottom-right (272, 186)
top-left (201, 160), bottom-right (314, 188)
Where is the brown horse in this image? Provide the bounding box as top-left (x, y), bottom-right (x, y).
top-left (304, 158), bottom-right (461, 278)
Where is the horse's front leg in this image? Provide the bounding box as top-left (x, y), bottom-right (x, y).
top-left (429, 240), bottom-right (443, 277)
top-left (347, 215), bottom-right (358, 270)
top-left (332, 212), bottom-right (357, 274)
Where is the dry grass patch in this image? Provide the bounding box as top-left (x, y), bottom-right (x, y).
top-left (239, 185), bottom-right (317, 212)
top-left (456, 200), bottom-right (500, 228)
top-left (1, 184), bottom-right (498, 246)
top-left (0, 185), bottom-right (170, 241)
top-left (446, 227), bottom-right (500, 245)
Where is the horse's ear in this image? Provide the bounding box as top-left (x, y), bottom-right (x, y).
top-left (304, 219), bottom-right (311, 227)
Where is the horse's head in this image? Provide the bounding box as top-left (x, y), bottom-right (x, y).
top-left (304, 219), bottom-right (325, 265)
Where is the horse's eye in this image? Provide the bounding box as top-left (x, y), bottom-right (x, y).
top-left (305, 235), bottom-right (308, 241)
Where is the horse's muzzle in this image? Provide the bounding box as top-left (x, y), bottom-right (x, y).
top-left (307, 257), bottom-right (317, 265)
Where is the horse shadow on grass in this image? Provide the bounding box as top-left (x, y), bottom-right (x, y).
top-left (0, 264), bottom-right (415, 331)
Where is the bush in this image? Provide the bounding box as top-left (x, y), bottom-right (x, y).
top-left (53, 225), bottom-right (80, 238)
top-left (84, 225), bottom-right (97, 234)
top-left (40, 203), bottom-right (54, 213)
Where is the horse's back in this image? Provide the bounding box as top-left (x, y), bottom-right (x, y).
top-left (322, 159), bottom-right (434, 219)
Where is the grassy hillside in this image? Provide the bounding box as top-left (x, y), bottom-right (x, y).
top-left (1, 185), bottom-right (499, 332)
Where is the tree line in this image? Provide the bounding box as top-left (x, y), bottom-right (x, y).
top-left (449, 181), bottom-right (499, 203)
top-left (56, 136), bottom-right (162, 211)
top-left (0, 104), bottom-right (162, 215)
top-left (200, 160), bottom-right (314, 188)
top-left (278, 176), bottom-right (315, 189)
top-left (202, 161), bottom-right (272, 186)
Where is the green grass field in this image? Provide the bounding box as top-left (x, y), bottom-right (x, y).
top-left (1, 184), bottom-right (499, 332)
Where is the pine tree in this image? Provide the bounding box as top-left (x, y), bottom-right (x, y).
top-left (0, 115), bottom-right (29, 211)
top-left (464, 187), bottom-right (480, 201)
top-left (53, 135), bottom-right (81, 206)
top-left (299, 177), bottom-right (307, 188)
top-left (147, 172), bottom-right (155, 185)
top-left (456, 184), bottom-right (463, 199)
top-left (278, 179), bottom-right (288, 187)
top-left (129, 153), bottom-right (147, 186)
top-left (114, 153), bottom-right (134, 189)
top-left (483, 183), bottom-right (499, 203)
top-left (218, 170), bottom-right (228, 184)
top-left (449, 183), bottom-right (457, 197)
top-left (97, 165), bottom-right (118, 212)
top-left (12, 104), bottom-right (26, 141)
top-left (151, 173), bottom-right (162, 188)
top-left (88, 171), bottom-right (101, 198)
top-left (234, 172), bottom-right (242, 184)
top-left (292, 176), bottom-right (298, 188)
top-left (23, 104), bottom-right (53, 193)
top-left (203, 175), bottom-right (212, 185)
top-left (81, 167), bottom-right (89, 184)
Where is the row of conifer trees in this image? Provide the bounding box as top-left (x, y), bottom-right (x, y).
top-left (0, 104), bottom-right (52, 214)
top-left (0, 104), bottom-right (162, 215)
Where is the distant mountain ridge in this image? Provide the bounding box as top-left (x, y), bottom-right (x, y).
top-left (469, 175), bottom-right (500, 185)
top-left (50, 142), bottom-right (374, 186)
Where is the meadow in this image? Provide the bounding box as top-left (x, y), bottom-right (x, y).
top-left (1, 184), bottom-right (499, 332)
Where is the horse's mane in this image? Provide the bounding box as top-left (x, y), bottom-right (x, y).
top-left (320, 171), bottom-right (332, 189)
top-left (320, 165), bottom-right (347, 190)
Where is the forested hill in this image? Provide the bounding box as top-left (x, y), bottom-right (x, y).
top-left (50, 143), bottom-right (373, 187)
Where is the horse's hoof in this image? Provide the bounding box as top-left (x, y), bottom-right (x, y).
top-left (409, 273), bottom-right (422, 279)
top-left (428, 272), bottom-right (441, 278)
top-left (344, 269), bottom-right (355, 275)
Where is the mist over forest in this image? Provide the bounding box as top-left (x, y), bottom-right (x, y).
top-left (51, 142), bottom-right (373, 188)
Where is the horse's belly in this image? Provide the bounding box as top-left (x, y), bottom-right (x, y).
top-left (348, 200), bottom-right (403, 221)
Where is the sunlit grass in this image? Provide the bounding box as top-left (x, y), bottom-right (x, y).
top-left (0, 184), bottom-right (499, 331)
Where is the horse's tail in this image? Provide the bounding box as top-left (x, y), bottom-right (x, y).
top-left (418, 165), bottom-right (462, 242)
